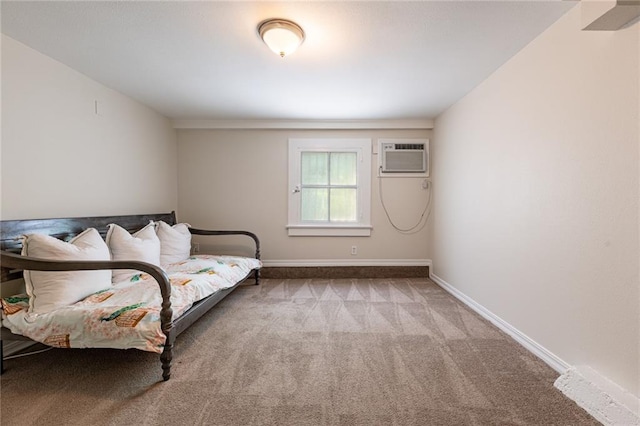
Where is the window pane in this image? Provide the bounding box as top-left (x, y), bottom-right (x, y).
top-left (330, 152), bottom-right (357, 185)
top-left (330, 188), bottom-right (357, 221)
top-left (301, 188), bottom-right (328, 221)
top-left (301, 152), bottom-right (328, 185)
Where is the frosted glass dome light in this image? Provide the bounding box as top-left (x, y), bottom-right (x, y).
top-left (258, 19), bottom-right (305, 58)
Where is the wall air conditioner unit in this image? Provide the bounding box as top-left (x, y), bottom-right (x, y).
top-left (379, 139), bottom-right (429, 177)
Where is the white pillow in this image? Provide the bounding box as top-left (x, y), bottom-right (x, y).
top-left (155, 221), bottom-right (191, 266)
top-left (106, 222), bottom-right (161, 283)
top-left (22, 228), bottom-right (111, 315)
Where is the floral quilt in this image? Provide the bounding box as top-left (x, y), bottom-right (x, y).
top-left (1, 255), bottom-right (261, 353)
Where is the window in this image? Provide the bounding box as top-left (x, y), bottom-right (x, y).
top-left (288, 138), bottom-right (372, 236)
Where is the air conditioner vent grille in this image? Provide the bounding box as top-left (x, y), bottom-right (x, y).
top-left (394, 143), bottom-right (424, 150)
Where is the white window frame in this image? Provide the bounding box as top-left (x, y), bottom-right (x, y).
top-left (287, 138), bottom-right (372, 237)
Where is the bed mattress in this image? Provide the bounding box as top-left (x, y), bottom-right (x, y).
top-left (1, 255), bottom-right (261, 353)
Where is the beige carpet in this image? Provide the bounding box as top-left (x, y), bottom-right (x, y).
top-left (1, 278), bottom-right (598, 425)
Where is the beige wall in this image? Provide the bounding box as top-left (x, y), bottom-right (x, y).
top-left (1, 35), bottom-right (178, 220)
top-left (177, 129), bottom-right (431, 263)
top-left (431, 4), bottom-right (639, 399)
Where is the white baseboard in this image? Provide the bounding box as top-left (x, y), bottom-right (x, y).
top-left (429, 271), bottom-right (569, 373)
top-left (429, 268), bottom-right (640, 426)
top-left (262, 259), bottom-right (431, 268)
top-left (555, 367), bottom-right (640, 426)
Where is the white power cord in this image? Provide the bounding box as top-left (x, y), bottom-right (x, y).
top-left (378, 168), bottom-right (433, 234)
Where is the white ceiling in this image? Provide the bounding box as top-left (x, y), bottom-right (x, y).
top-left (1, 1), bottom-right (576, 122)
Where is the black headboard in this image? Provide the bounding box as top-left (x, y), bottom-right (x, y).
top-left (0, 211), bottom-right (177, 281)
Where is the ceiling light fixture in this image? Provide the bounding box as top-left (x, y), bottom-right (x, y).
top-left (258, 18), bottom-right (305, 58)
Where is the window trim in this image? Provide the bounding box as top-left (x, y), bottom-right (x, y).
top-left (288, 138), bottom-right (372, 237)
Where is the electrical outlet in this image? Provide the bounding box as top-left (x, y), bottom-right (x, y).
top-left (193, 243), bottom-right (200, 253)
top-left (351, 246), bottom-right (357, 255)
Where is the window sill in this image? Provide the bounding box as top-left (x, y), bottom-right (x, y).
top-left (287, 224), bottom-right (372, 237)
